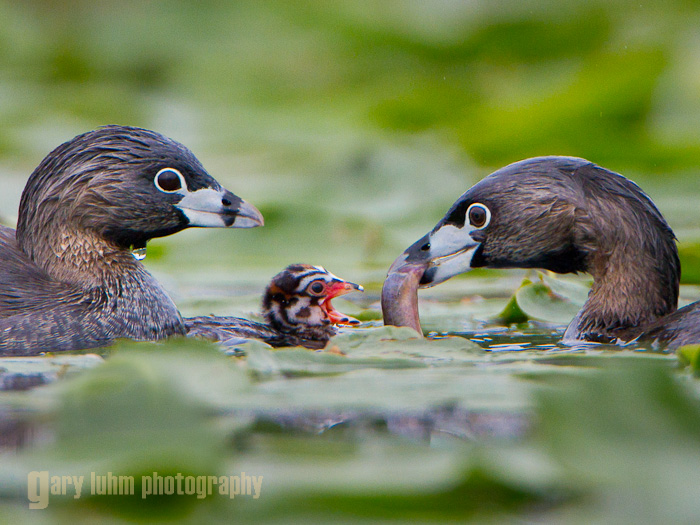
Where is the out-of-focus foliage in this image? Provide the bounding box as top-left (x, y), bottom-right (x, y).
top-left (1, 1), bottom-right (700, 285)
top-left (679, 243), bottom-right (700, 284)
top-left (1, 341), bottom-right (697, 523)
top-left (2, 1), bottom-right (700, 172)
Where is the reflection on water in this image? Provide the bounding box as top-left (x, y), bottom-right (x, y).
top-left (0, 406), bottom-right (530, 456)
top-left (442, 322), bottom-right (566, 352)
top-left (252, 405), bottom-right (530, 444)
top-left (463, 330), bottom-right (564, 352)
top-left (0, 410), bottom-right (35, 450)
top-left (0, 372), bottom-right (49, 391)
top-left (450, 322), bottom-right (670, 354)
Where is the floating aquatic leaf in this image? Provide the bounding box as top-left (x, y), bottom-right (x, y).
top-left (677, 344), bottom-right (700, 373)
top-left (333, 326), bottom-right (484, 364)
top-left (333, 325), bottom-right (423, 346)
top-left (353, 309), bottom-right (383, 321)
top-left (245, 344), bottom-right (427, 378)
top-left (493, 278), bottom-right (532, 325)
top-left (515, 282), bottom-right (581, 325)
top-left (4, 340), bottom-right (252, 520)
top-left (533, 359), bottom-right (700, 522)
top-left (539, 272), bottom-right (590, 306)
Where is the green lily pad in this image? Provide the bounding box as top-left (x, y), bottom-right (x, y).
top-left (353, 309), bottom-right (384, 322)
top-left (493, 273), bottom-right (587, 325)
top-left (245, 345), bottom-right (427, 377)
top-left (1, 339), bottom-right (253, 519)
top-left (540, 273), bottom-right (590, 306)
top-left (515, 282), bottom-right (582, 325)
top-left (494, 278), bottom-right (532, 325)
top-left (533, 359), bottom-right (700, 522)
top-left (245, 326), bottom-right (486, 377)
top-left (678, 344), bottom-right (700, 372)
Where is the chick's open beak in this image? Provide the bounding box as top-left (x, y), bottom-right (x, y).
top-left (320, 280), bottom-right (363, 325)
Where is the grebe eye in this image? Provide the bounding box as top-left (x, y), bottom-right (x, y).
top-left (309, 281), bottom-right (325, 295)
top-left (154, 168), bottom-right (185, 193)
top-left (467, 203), bottom-right (490, 229)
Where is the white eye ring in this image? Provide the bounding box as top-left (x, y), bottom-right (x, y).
top-left (466, 203), bottom-right (491, 229)
top-left (154, 168), bottom-right (186, 193)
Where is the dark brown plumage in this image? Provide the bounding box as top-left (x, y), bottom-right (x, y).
top-left (0, 125), bottom-right (263, 355)
top-left (386, 156), bottom-right (688, 347)
top-left (640, 302), bottom-right (700, 348)
top-left (186, 264), bottom-right (363, 349)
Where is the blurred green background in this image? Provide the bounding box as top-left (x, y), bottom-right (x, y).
top-left (3, 1), bottom-right (700, 522)
top-left (2, 0), bottom-right (700, 293)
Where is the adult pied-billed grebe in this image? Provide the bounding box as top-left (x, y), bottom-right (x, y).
top-left (186, 264), bottom-right (363, 349)
top-left (382, 156), bottom-right (694, 348)
top-left (0, 125), bottom-right (263, 355)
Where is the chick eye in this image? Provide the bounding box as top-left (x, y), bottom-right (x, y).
top-left (466, 203), bottom-right (490, 229)
top-left (308, 281), bottom-right (325, 295)
top-left (154, 168), bottom-right (185, 193)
